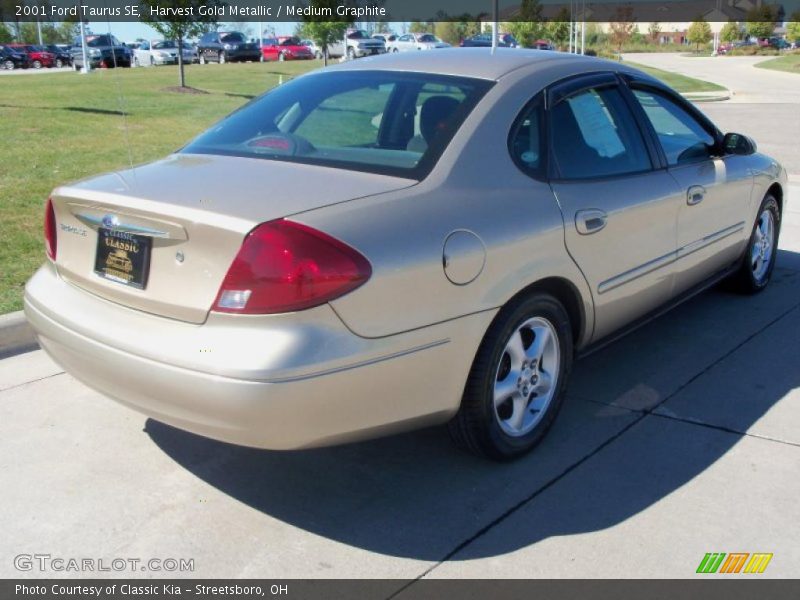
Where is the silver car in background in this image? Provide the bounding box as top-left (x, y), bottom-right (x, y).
top-left (133, 40), bottom-right (193, 66)
top-left (25, 50), bottom-right (787, 460)
top-left (389, 33), bottom-right (451, 52)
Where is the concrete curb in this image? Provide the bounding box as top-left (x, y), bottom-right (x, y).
top-left (682, 89), bottom-right (733, 103)
top-left (0, 310), bottom-right (38, 360)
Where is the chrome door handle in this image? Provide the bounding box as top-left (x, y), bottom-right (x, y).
top-left (575, 209), bottom-right (608, 235)
top-left (687, 185), bottom-right (706, 206)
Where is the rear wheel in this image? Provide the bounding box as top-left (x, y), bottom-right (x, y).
top-left (730, 194), bottom-right (781, 293)
top-left (4, 60), bottom-right (13, 70)
top-left (33, 60), bottom-right (42, 69)
top-left (278, 52), bottom-right (286, 62)
top-left (55, 58), bottom-right (63, 68)
top-left (448, 293), bottom-right (573, 460)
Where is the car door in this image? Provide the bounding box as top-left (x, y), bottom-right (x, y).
top-left (626, 81), bottom-right (753, 294)
top-left (546, 73), bottom-right (684, 342)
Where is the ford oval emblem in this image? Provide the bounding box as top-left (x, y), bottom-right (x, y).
top-left (102, 214), bottom-right (119, 229)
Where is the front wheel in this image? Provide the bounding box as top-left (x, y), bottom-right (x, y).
top-left (33, 60), bottom-right (42, 69)
top-left (449, 293), bottom-right (573, 460)
top-left (730, 194), bottom-right (781, 293)
top-left (218, 51), bottom-right (226, 64)
top-left (55, 58), bottom-right (63, 68)
top-left (199, 54), bottom-right (206, 65)
top-left (4, 60), bottom-right (14, 70)
top-left (347, 47), bottom-right (356, 60)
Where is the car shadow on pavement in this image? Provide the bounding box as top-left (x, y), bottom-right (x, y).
top-left (147, 249), bottom-right (800, 561)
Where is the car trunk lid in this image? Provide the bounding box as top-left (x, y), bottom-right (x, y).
top-left (50, 154), bottom-right (415, 323)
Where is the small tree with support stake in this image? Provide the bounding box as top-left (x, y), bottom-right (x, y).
top-left (139, 0), bottom-right (220, 88)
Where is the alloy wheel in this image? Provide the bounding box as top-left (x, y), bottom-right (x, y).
top-left (493, 316), bottom-right (560, 437)
top-left (751, 208), bottom-right (775, 282)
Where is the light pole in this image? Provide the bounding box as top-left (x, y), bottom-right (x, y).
top-left (78, 1), bottom-right (90, 74)
top-left (491, 0), bottom-right (498, 53)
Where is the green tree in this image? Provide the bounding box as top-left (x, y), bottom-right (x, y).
top-left (505, 0), bottom-right (546, 47)
top-left (787, 12), bottom-right (800, 41)
top-left (434, 18), bottom-right (480, 46)
top-left (297, 1), bottom-right (352, 66)
top-left (409, 21), bottom-right (434, 34)
top-left (687, 18), bottom-right (712, 51)
top-left (547, 9), bottom-right (570, 48)
top-left (139, 0), bottom-right (221, 88)
top-left (0, 22), bottom-right (12, 43)
top-left (745, 4), bottom-right (778, 40)
top-left (720, 21), bottom-right (742, 43)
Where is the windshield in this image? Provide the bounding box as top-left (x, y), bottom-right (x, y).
top-left (280, 37), bottom-right (301, 46)
top-left (153, 41), bottom-right (176, 49)
top-left (347, 31), bottom-right (369, 39)
top-left (220, 32), bottom-right (245, 43)
top-left (182, 71), bottom-right (492, 179)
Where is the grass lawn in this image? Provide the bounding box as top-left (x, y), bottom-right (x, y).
top-left (754, 54), bottom-right (800, 74)
top-left (623, 61), bottom-right (727, 93)
top-left (0, 57), bottom-right (727, 314)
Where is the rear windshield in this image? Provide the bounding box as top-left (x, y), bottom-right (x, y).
top-left (182, 71), bottom-right (492, 179)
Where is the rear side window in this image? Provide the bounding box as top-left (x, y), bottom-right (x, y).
top-left (550, 86), bottom-right (651, 180)
top-left (631, 88), bottom-right (716, 166)
top-left (509, 97), bottom-right (545, 179)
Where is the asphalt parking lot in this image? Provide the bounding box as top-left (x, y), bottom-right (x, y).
top-left (1, 55), bottom-right (799, 581)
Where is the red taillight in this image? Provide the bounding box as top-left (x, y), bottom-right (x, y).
top-left (213, 219), bottom-right (371, 314)
top-left (44, 198), bottom-right (57, 261)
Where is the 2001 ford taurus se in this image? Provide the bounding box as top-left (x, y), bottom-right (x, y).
top-left (25, 50), bottom-right (787, 460)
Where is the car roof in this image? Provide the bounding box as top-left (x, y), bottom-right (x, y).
top-left (326, 48), bottom-right (597, 81)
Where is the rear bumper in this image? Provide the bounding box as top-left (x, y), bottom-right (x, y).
top-left (24, 263), bottom-right (494, 449)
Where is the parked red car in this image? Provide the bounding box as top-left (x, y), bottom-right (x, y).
top-left (8, 44), bottom-right (55, 68)
top-left (260, 36), bottom-right (314, 61)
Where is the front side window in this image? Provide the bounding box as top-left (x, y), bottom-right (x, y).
top-left (182, 71), bottom-right (492, 178)
top-left (631, 88), bottom-right (716, 166)
top-left (551, 86), bottom-right (651, 179)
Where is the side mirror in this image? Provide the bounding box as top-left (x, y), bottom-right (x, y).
top-left (722, 132), bottom-right (757, 156)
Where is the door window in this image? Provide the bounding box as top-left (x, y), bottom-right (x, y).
top-left (631, 88), bottom-right (716, 166)
top-left (551, 86), bottom-right (651, 179)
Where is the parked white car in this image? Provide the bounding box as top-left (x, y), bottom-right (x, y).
top-left (326, 29), bottom-right (386, 59)
top-left (390, 33), bottom-right (451, 52)
top-left (133, 40), bottom-right (193, 67)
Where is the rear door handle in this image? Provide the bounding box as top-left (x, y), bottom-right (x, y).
top-left (687, 185), bottom-right (706, 206)
top-left (575, 209), bottom-right (608, 235)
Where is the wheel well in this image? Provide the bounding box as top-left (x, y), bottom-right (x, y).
top-left (767, 182), bottom-right (783, 214)
top-left (511, 277), bottom-right (585, 344)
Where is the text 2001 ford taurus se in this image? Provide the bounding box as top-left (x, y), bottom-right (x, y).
top-left (25, 50), bottom-right (787, 460)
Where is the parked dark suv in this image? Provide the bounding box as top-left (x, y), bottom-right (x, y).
top-left (0, 45), bottom-right (31, 70)
top-left (70, 34), bottom-right (131, 69)
top-left (197, 31), bottom-right (260, 64)
top-left (46, 44), bottom-right (72, 68)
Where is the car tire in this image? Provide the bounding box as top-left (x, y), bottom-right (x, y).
top-left (4, 60), bottom-right (14, 70)
top-left (730, 194), bottom-right (781, 294)
top-left (219, 51), bottom-right (226, 64)
top-left (278, 52), bottom-right (285, 62)
top-left (55, 59), bottom-right (63, 68)
top-left (347, 47), bottom-right (356, 60)
top-left (199, 54), bottom-right (206, 65)
top-left (33, 60), bottom-right (42, 69)
top-left (448, 293), bottom-right (573, 461)
top-left (72, 61), bottom-right (79, 71)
